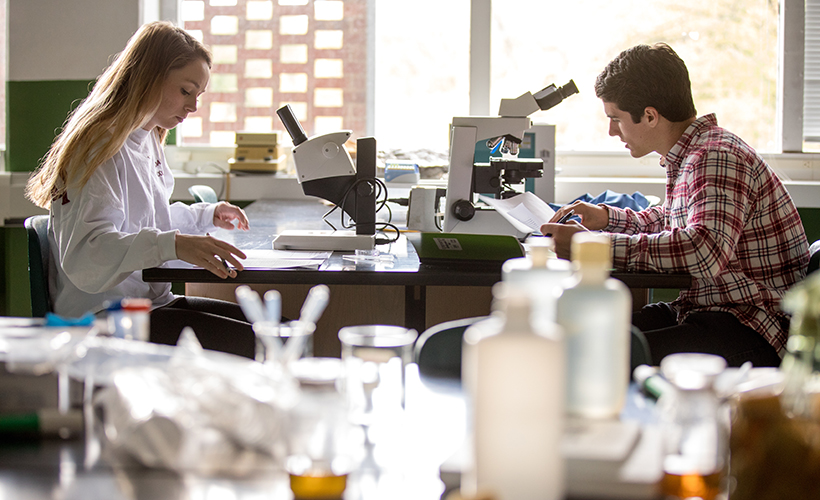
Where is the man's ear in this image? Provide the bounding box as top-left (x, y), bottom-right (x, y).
top-left (643, 107), bottom-right (660, 128)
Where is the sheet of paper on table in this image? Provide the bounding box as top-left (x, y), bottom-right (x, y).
top-left (241, 248), bottom-right (331, 270)
top-left (478, 192), bottom-right (556, 234)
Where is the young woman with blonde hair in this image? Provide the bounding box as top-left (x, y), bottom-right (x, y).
top-left (27, 21), bottom-right (256, 357)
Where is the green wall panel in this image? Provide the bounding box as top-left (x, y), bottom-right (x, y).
top-left (7, 80), bottom-right (94, 173)
top-left (2, 227), bottom-right (31, 317)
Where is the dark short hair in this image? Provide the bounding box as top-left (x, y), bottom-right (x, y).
top-left (594, 43), bottom-right (696, 124)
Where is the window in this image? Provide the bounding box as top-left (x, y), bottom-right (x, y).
top-left (181, 0), bottom-right (368, 146)
top-left (180, 1), bottom-right (803, 156)
top-left (490, 0), bottom-right (778, 153)
top-left (377, 1), bottom-right (778, 153)
top-left (374, 1), bottom-right (470, 152)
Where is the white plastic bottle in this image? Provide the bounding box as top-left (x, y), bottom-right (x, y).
top-left (556, 232), bottom-right (631, 419)
top-left (462, 283), bottom-right (565, 500)
top-left (502, 236), bottom-right (572, 335)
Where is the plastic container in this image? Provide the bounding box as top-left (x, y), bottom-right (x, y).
top-left (108, 298), bottom-right (151, 341)
top-left (502, 236), bottom-right (572, 335)
top-left (462, 283), bottom-right (565, 500)
top-left (556, 232), bottom-right (631, 419)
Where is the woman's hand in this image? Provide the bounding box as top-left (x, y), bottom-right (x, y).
top-left (549, 201), bottom-right (609, 231)
top-left (213, 202), bottom-right (250, 231)
top-left (175, 233), bottom-right (246, 279)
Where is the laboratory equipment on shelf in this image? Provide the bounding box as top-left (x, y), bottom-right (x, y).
top-left (274, 104), bottom-right (378, 251)
top-left (443, 80), bottom-right (578, 239)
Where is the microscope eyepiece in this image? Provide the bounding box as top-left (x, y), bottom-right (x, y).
top-left (276, 104), bottom-right (308, 146)
top-left (533, 79), bottom-right (579, 111)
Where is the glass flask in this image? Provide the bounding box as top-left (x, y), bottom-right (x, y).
top-left (658, 353), bottom-right (728, 500)
top-left (285, 357), bottom-right (355, 500)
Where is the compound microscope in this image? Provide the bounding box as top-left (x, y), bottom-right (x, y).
top-left (443, 80), bottom-right (578, 239)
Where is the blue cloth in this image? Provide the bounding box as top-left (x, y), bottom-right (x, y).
top-left (45, 312), bottom-right (96, 327)
top-left (549, 189), bottom-right (651, 213)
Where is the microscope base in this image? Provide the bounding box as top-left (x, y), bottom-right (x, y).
top-left (273, 230), bottom-right (376, 251)
top-left (447, 209), bottom-right (531, 241)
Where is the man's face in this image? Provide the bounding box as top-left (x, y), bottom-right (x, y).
top-left (603, 102), bottom-right (654, 158)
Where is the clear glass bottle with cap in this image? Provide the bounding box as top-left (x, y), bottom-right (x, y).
top-left (285, 357), bottom-right (355, 500)
top-left (462, 282), bottom-right (565, 500)
top-left (658, 353), bottom-right (728, 500)
top-left (555, 232), bottom-right (631, 419)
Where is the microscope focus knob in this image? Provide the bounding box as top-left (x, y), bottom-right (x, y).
top-left (356, 181), bottom-right (374, 198)
top-left (322, 142), bottom-right (340, 158)
top-left (451, 200), bottom-right (475, 221)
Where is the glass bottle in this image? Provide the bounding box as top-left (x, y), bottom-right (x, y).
top-left (285, 357), bottom-right (354, 500)
top-left (658, 353), bottom-right (728, 500)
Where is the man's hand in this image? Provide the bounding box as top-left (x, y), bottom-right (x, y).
top-left (549, 201), bottom-right (609, 231)
top-left (539, 221), bottom-right (588, 260)
top-left (175, 233), bottom-right (246, 279)
top-left (213, 202), bottom-right (250, 231)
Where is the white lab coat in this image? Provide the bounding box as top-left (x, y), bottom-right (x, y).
top-left (49, 127), bottom-right (217, 317)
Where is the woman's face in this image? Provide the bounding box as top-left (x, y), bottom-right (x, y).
top-left (143, 58), bottom-right (210, 131)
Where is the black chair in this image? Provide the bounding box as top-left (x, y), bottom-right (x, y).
top-left (809, 239), bottom-right (820, 275)
top-left (415, 315), bottom-right (652, 381)
top-left (24, 215), bottom-right (52, 317)
top-left (414, 316), bottom-right (489, 379)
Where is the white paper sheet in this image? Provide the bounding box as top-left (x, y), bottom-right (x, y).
top-left (478, 192), bottom-right (556, 233)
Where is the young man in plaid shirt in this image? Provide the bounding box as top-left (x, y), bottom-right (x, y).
top-left (542, 43), bottom-right (809, 367)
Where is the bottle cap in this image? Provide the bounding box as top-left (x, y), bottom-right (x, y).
top-left (570, 232), bottom-right (612, 267)
top-left (121, 297), bottom-right (152, 311)
top-left (525, 235), bottom-right (554, 268)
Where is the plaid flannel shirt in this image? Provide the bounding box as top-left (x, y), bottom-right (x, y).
top-left (604, 114), bottom-right (808, 354)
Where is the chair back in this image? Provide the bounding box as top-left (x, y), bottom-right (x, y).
top-left (809, 239), bottom-right (820, 275)
top-left (188, 185), bottom-right (218, 203)
top-left (24, 215), bottom-right (51, 317)
top-left (414, 316), bottom-right (489, 379)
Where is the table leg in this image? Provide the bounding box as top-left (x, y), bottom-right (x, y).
top-left (405, 285), bottom-right (427, 335)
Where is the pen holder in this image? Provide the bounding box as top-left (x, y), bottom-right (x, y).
top-left (252, 320), bottom-right (315, 365)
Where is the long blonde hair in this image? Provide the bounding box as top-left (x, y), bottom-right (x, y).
top-left (26, 21), bottom-right (212, 209)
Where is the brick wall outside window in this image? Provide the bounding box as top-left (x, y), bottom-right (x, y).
top-left (181, 0), bottom-right (367, 146)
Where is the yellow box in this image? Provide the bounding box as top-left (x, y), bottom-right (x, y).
top-left (234, 145), bottom-right (278, 160)
top-left (229, 158), bottom-right (279, 173)
top-left (235, 131), bottom-right (279, 146)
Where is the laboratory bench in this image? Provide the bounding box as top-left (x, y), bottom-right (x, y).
top-left (143, 198), bottom-right (690, 357)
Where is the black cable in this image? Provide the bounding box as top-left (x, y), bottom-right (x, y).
top-left (320, 176), bottom-right (395, 233)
